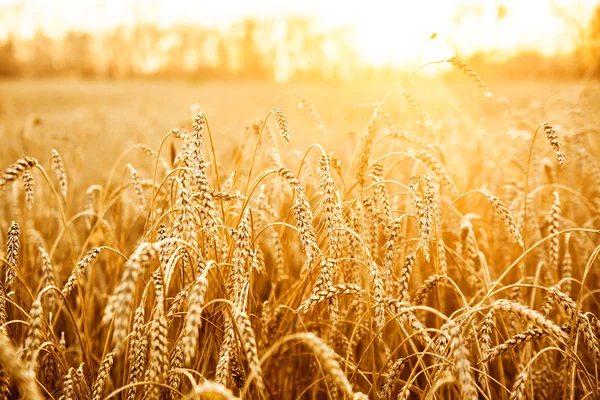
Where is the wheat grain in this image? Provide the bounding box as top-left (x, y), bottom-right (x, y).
top-left (447, 57), bottom-right (493, 98)
top-left (509, 368), bottom-right (528, 400)
top-left (62, 247), bottom-right (102, 296)
top-left (183, 267), bottom-right (209, 365)
top-left (91, 348), bottom-right (116, 400)
top-left (0, 335), bottom-right (41, 400)
top-left (547, 191), bottom-right (561, 270)
top-left (5, 221), bottom-right (20, 288)
top-left (107, 243), bottom-right (155, 347)
top-left (381, 357), bottom-right (406, 400)
top-left (23, 300), bottom-right (44, 371)
top-left (272, 107), bottom-right (290, 144)
top-left (0, 157), bottom-right (38, 191)
top-left (487, 194), bottom-right (524, 247)
top-left (234, 310), bottom-right (265, 395)
top-left (22, 169), bottom-right (34, 209)
top-left (51, 149), bottom-right (68, 199)
top-left (398, 252), bottom-right (416, 302)
top-left (543, 123), bottom-right (568, 168)
top-left (186, 380), bottom-right (239, 399)
top-left (145, 272), bottom-right (169, 400)
top-left (448, 319), bottom-right (478, 400)
top-left (297, 283), bottom-right (364, 315)
top-left (480, 329), bottom-right (546, 364)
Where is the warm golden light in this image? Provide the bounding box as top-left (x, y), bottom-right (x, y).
top-left (1, 0), bottom-right (596, 69)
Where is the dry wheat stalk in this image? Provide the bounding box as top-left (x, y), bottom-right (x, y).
top-left (145, 272), bottom-right (169, 400)
top-left (385, 299), bottom-right (433, 348)
top-left (295, 332), bottom-right (367, 399)
top-left (75, 363), bottom-right (90, 399)
top-left (234, 310), bottom-right (265, 395)
top-left (547, 191), bottom-right (561, 270)
top-left (128, 305), bottom-right (145, 366)
top-left (355, 116), bottom-right (378, 188)
top-left (437, 239), bottom-right (448, 276)
top-left (272, 107), bottom-right (290, 144)
top-left (477, 309), bottom-right (494, 391)
top-left (413, 274), bottom-right (446, 305)
top-left (63, 367), bottom-right (76, 400)
top-left (370, 262), bottom-right (386, 333)
top-left (106, 243), bottom-right (155, 347)
top-left (22, 169), bottom-right (34, 209)
top-left (62, 247), bottom-right (102, 296)
top-left (277, 167), bottom-right (318, 264)
top-left (561, 239), bottom-right (572, 297)
top-left (509, 368), bottom-right (528, 400)
top-left (383, 217), bottom-right (403, 294)
top-left (318, 155), bottom-right (344, 258)
top-left (168, 338), bottom-right (185, 394)
top-left (390, 130), bottom-right (438, 154)
top-left (23, 300), bottom-right (44, 371)
top-left (543, 123), bottom-right (568, 168)
top-left (413, 150), bottom-right (458, 195)
top-left (399, 88), bottom-right (432, 125)
top-left (51, 149), bottom-right (68, 199)
top-left (127, 164), bottom-right (146, 210)
top-left (296, 283), bottom-right (364, 315)
top-left (447, 57), bottom-right (493, 97)
top-left (381, 357), bottom-right (406, 400)
top-left (0, 335), bottom-right (41, 400)
top-left (39, 247), bottom-right (56, 310)
top-left (480, 328), bottom-right (546, 364)
top-left (448, 319), bottom-right (478, 400)
top-left (5, 221), bottom-right (20, 288)
top-left (547, 287), bottom-right (600, 358)
top-left (126, 316), bottom-right (147, 400)
top-left (136, 143), bottom-right (170, 172)
top-left (0, 156), bottom-right (38, 191)
top-left (291, 91), bottom-right (326, 131)
top-left (186, 380), bottom-right (239, 399)
top-left (371, 163), bottom-right (392, 228)
top-left (492, 300), bottom-right (568, 341)
top-left (183, 267), bottom-right (209, 365)
top-left (228, 208), bottom-right (252, 308)
top-left (376, 107), bottom-right (395, 132)
top-left (91, 348), bottom-right (116, 400)
top-left (215, 316), bottom-right (235, 386)
top-left (487, 194), bottom-right (524, 247)
top-left (189, 138), bottom-right (220, 250)
top-left (398, 253), bottom-right (416, 302)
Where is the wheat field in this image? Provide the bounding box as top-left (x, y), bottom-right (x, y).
top-left (1, 63), bottom-right (600, 400)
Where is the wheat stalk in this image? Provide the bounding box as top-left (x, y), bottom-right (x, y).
top-left (5, 221), bottom-right (20, 289)
top-left (51, 149), bottom-right (68, 199)
top-left (91, 348), bottom-right (116, 400)
top-left (0, 156), bottom-right (38, 191)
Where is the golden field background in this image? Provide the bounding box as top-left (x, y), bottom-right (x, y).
top-left (0, 63), bottom-right (600, 400)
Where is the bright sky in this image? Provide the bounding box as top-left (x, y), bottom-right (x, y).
top-left (0, 0), bottom-right (597, 66)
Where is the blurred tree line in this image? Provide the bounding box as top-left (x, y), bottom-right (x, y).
top-left (3, 4), bottom-right (600, 81)
top-left (0, 17), bottom-right (363, 81)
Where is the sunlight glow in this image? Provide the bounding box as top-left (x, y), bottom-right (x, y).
top-left (0, 0), bottom-right (596, 66)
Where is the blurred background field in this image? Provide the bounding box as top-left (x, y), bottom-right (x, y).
top-left (2, 2), bottom-right (600, 399)
top-left (0, 77), bottom-right (594, 186)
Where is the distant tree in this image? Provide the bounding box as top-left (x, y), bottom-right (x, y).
top-left (31, 31), bottom-right (56, 76)
top-left (63, 31), bottom-right (95, 77)
top-left (587, 4), bottom-right (600, 76)
top-left (240, 19), bottom-right (266, 78)
top-left (130, 24), bottom-right (162, 74)
top-left (0, 37), bottom-right (20, 76)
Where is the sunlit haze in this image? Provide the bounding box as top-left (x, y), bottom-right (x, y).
top-left (1, 0), bottom-right (596, 67)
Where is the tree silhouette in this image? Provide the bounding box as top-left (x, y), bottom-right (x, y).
top-left (0, 37), bottom-right (19, 76)
top-left (583, 4), bottom-right (600, 76)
